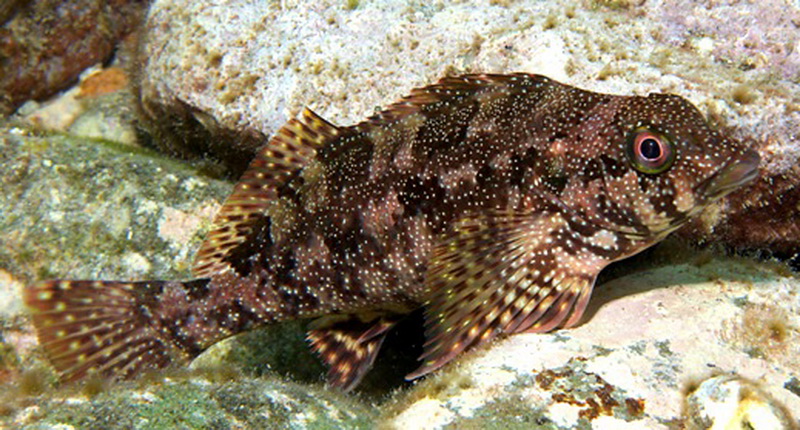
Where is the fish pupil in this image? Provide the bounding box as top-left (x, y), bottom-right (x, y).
top-left (640, 138), bottom-right (661, 160)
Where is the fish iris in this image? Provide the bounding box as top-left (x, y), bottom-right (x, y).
top-left (628, 128), bottom-right (674, 174)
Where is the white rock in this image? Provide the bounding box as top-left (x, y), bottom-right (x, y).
top-left (383, 258), bottom-right (799, 428)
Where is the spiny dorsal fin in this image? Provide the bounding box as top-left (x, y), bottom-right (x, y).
top-left (193, 108), bottom-right (340, 278)
top-left (24, 280), bottom-right (189, 382)
top-left (360, 73), bottom-right (550, 127)
top-left (406, 209), bottom-right (608, 380)
top-left (307, 315), bottom-right (399, 392)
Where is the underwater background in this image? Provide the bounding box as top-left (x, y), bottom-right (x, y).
top-left (0, 0), bottom-right (799, 428)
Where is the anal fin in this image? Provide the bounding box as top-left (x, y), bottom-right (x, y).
top-left (307, 315), bottom-right (400, 392)
top-left (193, 108), bottom-right (340, 278)
top-left (407, 210), bottom-right (609, 380)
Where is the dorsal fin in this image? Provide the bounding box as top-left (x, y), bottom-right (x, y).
top-left (193, 108), bottom-right (340, 278)
top-left (406, 209), bottom-right (609, 380)
top-left (358, 73), bottom-right (549, 128)
top-left (193, 74), bottom-right (547, 277)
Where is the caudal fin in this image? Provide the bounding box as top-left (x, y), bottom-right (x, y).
top-left (24, 280), bottom-right (190, 382)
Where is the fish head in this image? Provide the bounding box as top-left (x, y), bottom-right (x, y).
top-left (562, 92), bottom-right (760, 240)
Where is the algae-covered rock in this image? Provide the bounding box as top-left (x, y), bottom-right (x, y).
top-left (7, 376), bottom-right (375, 429)
top-left (0, 124), bottom-right (231, 285)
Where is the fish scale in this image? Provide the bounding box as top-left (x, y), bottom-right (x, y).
top-left (25, 73), bottom-right (759, 391)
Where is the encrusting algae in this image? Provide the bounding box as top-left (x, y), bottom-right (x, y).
top-left (25, 73), bottom-right (759, 391)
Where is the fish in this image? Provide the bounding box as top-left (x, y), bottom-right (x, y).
top-left (24, 73), bottom-right (760, 391)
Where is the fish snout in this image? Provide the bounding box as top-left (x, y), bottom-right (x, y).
top-left (697, 148), bottom-right (760, 200)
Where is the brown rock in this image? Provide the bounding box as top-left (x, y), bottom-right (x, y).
top-left (79, 67), bottom-right (129, 98)
top-left (678, 159), bottom-right (800, 265)
top-left (0, 0), bottom-right (148, 116)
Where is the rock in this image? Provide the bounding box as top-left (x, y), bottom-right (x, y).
top-left (684, 375), bottom-right (796, 430)
top-left (17, 66), bottom-right (140, 147)
top-left (136, 0), bottom-right (800, 255)
top-left (0, 0), bottom-right (148, 115)
top-left (381, 258), bottom-right (799, 428)
top-left (4, 376), bottom-right (376, 429)
top-left (0, 124), bottom-right (230, 285)
top-left (67, 89), bottom-right (141, 147)
top-left (15, 87), bottom-right (85, 132)
top-left (651, 0), bottom-right (800, 80)
top-left (0, 268), bottom-right (25, 320)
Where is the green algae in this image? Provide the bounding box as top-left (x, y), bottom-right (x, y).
top-left (192, 321), bottom-right (326, 386)
top-left (0, 125), bottom-right (232, 284)
top-left (11, 377), bottom-right (376, 429)
top-left (655, 340), bottom-right (673, 358)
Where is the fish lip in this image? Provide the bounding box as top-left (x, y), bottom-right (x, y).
top-left (696, 148), bottom-right (760, 200)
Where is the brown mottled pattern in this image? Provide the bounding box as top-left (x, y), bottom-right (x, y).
top-left (25, 73), bottom-right (759, 390)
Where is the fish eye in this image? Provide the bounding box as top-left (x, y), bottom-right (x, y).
top-left (627, 128), bottom-right (675, 174)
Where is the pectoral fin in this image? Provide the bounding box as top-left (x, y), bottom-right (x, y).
top-left (407, 210), bottom-right (609, 380)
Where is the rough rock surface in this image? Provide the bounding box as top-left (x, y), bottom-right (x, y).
top-left (0, 0), bottom-right (148, 115)
top-left (16, 66), bottom-right (141, 146)
top-left (136, 0), bottom-right (800, 255)
top-left (5, 376), bottom-right (376, 429)
top-left (684, 375), bottom-right (796, 429)
top-left (0, 125), bottom-right (230, 287)
top-left (383, 258), bottom-right (800, 429)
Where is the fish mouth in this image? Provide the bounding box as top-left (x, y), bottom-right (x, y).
top-left (696, 148), bottom-right (760, 200)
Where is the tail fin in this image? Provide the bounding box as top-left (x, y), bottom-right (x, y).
top-left (24, 280), bottom-right (197, 382)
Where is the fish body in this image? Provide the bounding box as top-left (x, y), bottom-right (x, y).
top-left (25, 74), bottom-right (759, 391)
